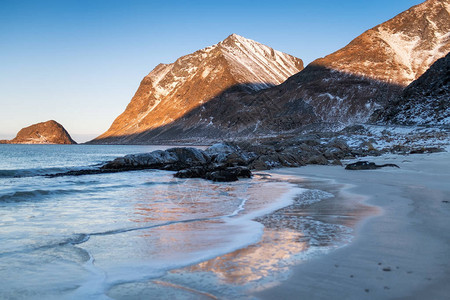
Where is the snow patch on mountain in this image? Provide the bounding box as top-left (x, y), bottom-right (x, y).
top-left (92, 34), bottom-right (304, 143)
top-left (378, 29), bottom-right (420, 82)
top-left (220, 34), bottom-right (303, 90)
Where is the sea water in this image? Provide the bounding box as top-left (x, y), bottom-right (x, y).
top-left (0, 145), bottom-right (356, 299)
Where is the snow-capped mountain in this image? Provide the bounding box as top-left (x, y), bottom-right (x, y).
top-left (250, 0), bottom-right (449, 125)
top-left (315, 0), bottom-right (449, 86)
top-left (150, 0), bottom-right (449, 141)
top-left (91, 34), bottom-right (303, 144)
top-left (375, 52), bottom-right (449, 125)
top-left (92, 0), bottom-right (449, 144)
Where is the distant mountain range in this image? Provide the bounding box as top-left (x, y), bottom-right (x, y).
top-left (90, 0), bottom-right (449, 144)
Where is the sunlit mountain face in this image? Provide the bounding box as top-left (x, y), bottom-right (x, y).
top-left (90, 0), bottom-right (449, 144)
top-left (91, 34), bottom-right (303, 144)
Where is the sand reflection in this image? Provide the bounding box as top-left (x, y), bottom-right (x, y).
top-left (177, 178), bottom-right (378, 286)
top-left (130, 179), bottom-right (245, 223)
top-left (184, 228), bottom-right (308, 284)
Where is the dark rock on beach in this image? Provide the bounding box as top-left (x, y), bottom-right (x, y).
top-left (345, 161), bottom-right (400, 170)
top-left (94, 138), bottom-right (357, 181)
top-left (205, 170), bottom-right (239, 182)
top-left (173, 165), bottom-right (252, 182)
top-left (174, 166), bottom-right (210, 179)
top-left (205, 167), bottom-right (252, 182)
top-left (409, 147), bottom-right (444, 154)
top-left (49, 144), bottom-right (254, 182)
top-left (210, 166), bottom-right (251, 181)
top-left (101, 147), bottom-right (210, 171)
top-left (47, 168), bottom-right (124, 178)
top-left (47, 123), bottom-right (446, 181)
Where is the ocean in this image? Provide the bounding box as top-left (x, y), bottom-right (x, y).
top-left (0, 144), bottom-right (359, 299)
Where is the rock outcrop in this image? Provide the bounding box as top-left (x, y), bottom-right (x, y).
top-left (49, 145), bottom-right (254, 182)
top-left (374, 52), bottom-right (449, 125)
top-left (101, 147), bottom-right (210, 171)
top-left (91, 34), bottom-right (303, 144)
top-left (0, 120), bottom-right (76, 144)
top-left (47, 123), bottom-right (447, 181)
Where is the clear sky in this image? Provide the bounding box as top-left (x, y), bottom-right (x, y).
top-left (0, 0), bottom-right (424, 142)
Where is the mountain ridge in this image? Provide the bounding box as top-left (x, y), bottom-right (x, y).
top-left (91, 34), bottom-right (304, 144)
top-left (314, 0), bottom-right (449, 86)
top-left (91, 0), bottom-right (449, 144)
top-left (255, 0), bottom-right (450, 125)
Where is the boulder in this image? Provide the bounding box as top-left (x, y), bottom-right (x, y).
top-left (345, 161), bottom-right (399, 170)
top-left (165, 147), bottom-right (210, 170)
top-left (173, 166), bottom-right (209, 179)
top-left (249, 157), bottom-right (271, 170)
top-left (306, 155), bottom-right (328, 165)
top-left (226, 166), bottom-right (252, 178)
top-left (205, 170), bottom-right (239, 182)
top-left (205, 143), bottom-right (257, 166)
top-left (102, 150), bottom-right (179, 170)
top-left (175, 165), bottom-right (251, 182)
top-left (101, 147), bottom-right (209, 171)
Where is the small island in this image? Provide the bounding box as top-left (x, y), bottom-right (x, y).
top-left (0, 120), bottom-right (77, 144)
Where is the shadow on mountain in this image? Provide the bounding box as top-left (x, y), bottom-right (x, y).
top-left (88, 64), bottom-right (405, 145)
top-left (374, 52), bottom-right (450, 125)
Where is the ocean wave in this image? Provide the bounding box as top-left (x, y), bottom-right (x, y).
top-left (0, 217), bottom-right (222, 258)
top-left (0, 167), bottom-right (75, 178)
top-left (0, 182), bottom-right (137, 203)
top-left (0, 164), bottom-right (104, 178)
top-left (0, 233), bottom-right (92, 258)
top-left (0, 188), bottom-right (87, 203)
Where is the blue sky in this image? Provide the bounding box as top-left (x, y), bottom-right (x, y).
top-left (0, 0), bottom-right (424, 142)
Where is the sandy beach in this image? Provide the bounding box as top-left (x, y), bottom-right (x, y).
top-left (2, 146), bottom-right (448, 299)
top-left (254, 150), bottom-right (450, 299)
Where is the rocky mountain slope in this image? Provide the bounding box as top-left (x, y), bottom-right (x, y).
top-left (91, 34), bottom-right (303, 144)
top-left (313, 0), bottom-right (449, 86)
top-left (0, 120), bottom-right (77, 144)
top-left (92, 0), bottom-right (449, 144)
top-left (177, 0), bottom-right (447, 141)
top-left (375, 52), bottom-right (449, 125)
top-left (238, 0), bottom-right (449, 126)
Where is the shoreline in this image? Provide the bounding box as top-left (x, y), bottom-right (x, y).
top-left (107, 169), bottom-right (379, 299)
top-left (105, 170), bottom-right (374, 299)
top-left (253, 151), bottom-right (450, 299)
top-left (2, 143), bottom-right (449, 299)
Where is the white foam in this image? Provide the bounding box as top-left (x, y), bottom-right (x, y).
top-left (229, 182), bottom-right (306, 221)
top-left (70, 181), bottom-right (305, 298)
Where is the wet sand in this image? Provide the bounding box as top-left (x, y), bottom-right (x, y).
top-left (254, 150), bottom-right (450, 299)
top-left (108, 172), bottom-right (377, 299)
